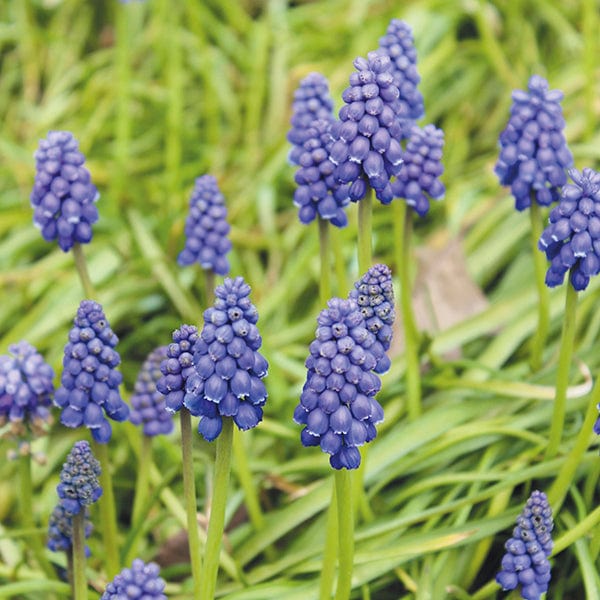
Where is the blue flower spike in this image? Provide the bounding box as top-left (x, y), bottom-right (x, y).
top-left (293, 297), bottom-right (384, 470)
top-left (47, 504), bottom-right (93, 556)
top-left (184, 276), bottom-right (269, 442)
top-left (31, 131), bottom-right (99, 252)
top-left (101, 559), bottom-right (167, 600)
top-left (54, 300), bottom-right (129, 444)
top-left (178, 175), bottom-right (232, 276)
top-left (495, 75), bottom-right (573, 211)
top-left (539, 167), bottom-right (600, 291)
top-left (496, 490), bottom-right (553, 600)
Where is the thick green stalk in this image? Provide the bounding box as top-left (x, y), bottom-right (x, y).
top-left (318, 216), bottom-right (331, 306)
top-left (72, 244), bottom-right (95, 299)
top-left (528, 201), bottom-right (550, 372)
top-left (180, 408), bottom-right (203, 598)
top-left (71, 512), bottom-right (88, 600)
top-left (545, 283), bottom-right (578, 459)
top-left (91, 441), bottom-right (120, 578)
top-left (357, 190), bottom-right (373, 274)
top-left (319, 483), bottom-right (339, 600)
top-left (127, 434), bottom-right (152, 564)
top-left (201, 418), bottom-right (234, 600)
top-left (334, 469), bottom-right (354, 600)
top-left (204, 269), bottom-right (216, 307)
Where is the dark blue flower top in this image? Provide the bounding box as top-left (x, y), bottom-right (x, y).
top-left (101, 559), bottom-right (166, 600)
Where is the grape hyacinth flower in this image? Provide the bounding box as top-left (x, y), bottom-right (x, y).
top-left (47, 504), bottom-right (93, 556)
top-left (538, 167), bottom-right (600, 291)
top-left (130, 346), bottom-right (174, 436)
top-left (178, 175), bottom-right (232, 276)
top-left (30, 131), bottom-right (99, 252)
top-left (349, 264), bottom-right (395, 374)
top-left (495, 75), bottom-right (573, 211)
top-left (391, 124), bottom-right (445, 216)
top-left (56, 440), bottom-right (102, 516)
top-left (293, 118), bottom-right (350, 227)
top-left (496, 490), bottom-right (553, 600)
top-left (54, 300), bottom-right (129, 444)
top-left (0, 341), bottom-right (54, 439)
top-left (184, 277), bottom-right (269, 442)
top-left (293, 297), bottom-right (384, 469)
top-left (329, 51), bottom-right (404, 204)
top-left (287, 72), bottom-right (335, 166)
top-left (101, 559), bottom-right (166, 600)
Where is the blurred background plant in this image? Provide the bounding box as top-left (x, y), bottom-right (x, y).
top-left (0, 0), bottom-right (599, 598)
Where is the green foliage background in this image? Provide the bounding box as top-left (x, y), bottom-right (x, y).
top-left (0, 0), bottom-right (599, 598)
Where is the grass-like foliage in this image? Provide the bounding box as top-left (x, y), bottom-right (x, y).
top-left (1, 1), bottom-right (599, 599)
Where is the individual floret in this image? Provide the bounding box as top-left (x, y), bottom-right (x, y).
top-left (178, 175), bottom-right (232, 276)
top-left (54, 300), bottom-right (129, 444)
top-left (495, 75), bottom-right (573, 211)
top-left (101, 559), bottom-right (166, 600)
top-left (184, 277), bottom-right (269, 441)
top-left (47, 504), bottom-right (93, 556)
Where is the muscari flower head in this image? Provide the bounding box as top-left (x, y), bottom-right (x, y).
top-left (495, 75), bottom-right (573, 211)
top-left (349, 264), bottom-right (395, 373)
top-left (130, 346), bottom-right (174, 437)
top-left (496, 490), bottom-right (553, 600)
top-left (54, 300), bottom-right (129, 444)
top-left (30, 131), bottom-right (99, 252)
top-left (101, 559), bottom-right (166, 600)
top-left (0, 341), bottom-right (54, 439)
top-left (293, 297), bottom-right (384, 470)
top-left (287, 72), bottom-right (335, 166)
top-left (178, 175), bottom-right (232, 276)
top-left (156, 325), bottom-right (198, 414)
top-left (47, 503), bottom-right (93, 556)
top-left (391, 123), bottom-right (445, 216)
top-left (293, 118), bottom-right (350, 227)
top-left (56, 440), bottom-right (102, 516)
top-left (538, 167), bottom-right (600, 291)
top-left (329, 51), bottom-right (404, 205)
top-left (184, 277), bottom-right (268, 442)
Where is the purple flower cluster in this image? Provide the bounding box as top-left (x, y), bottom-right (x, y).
top-left (129, 346), bottom-right (174, 437)
top-left (47, 504), bottom-right (93, 556)
top-left (495, 75), bottom-right (573, 211)
top-left (293, 118), bottom-right (350, 227)
top-left (293, 298), bottom-right (384, 470)
top-left (55, 300), bottom-right (129, 444)
top-left (30, 131), bottom-right (99, 252)
top-left (156, 325), bottom-right (198, 414)
top-left (538, 167), bottom-right (600, 291)
top-left (0, 341), bottom-right (54, 437)
top-left (184, 277), bottom-right (268, 442)
top-left (496, 490), bottom-right (553, 600)
top-left (178, 175), bottom-right (232, 276)
top-left (101, 559), bottom-right (166, 600)
top-left (287, 72), bottom-right (335, 166)
top-left (391, 124), bottom-right (445, 216)
top-left (56, 440), bottom-right (102, 516)
top-left (329, 51), bottom-right (403, 204)
top-left (349, 264), bottom-right (395, 373)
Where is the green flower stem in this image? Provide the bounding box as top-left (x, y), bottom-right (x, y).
top-left (334, 469), bottom-right (354, 600)
top-left (180, 408), bottom-right (203, 599)
top-left (18, 454), bottom-right (55, 579)
top-left (318, 216), bottom-right (331, 306)
top-left (204, 269), bottom-right (216, 307)
top-left (201, 417), bottom-right (234, 600)
top-left (72, 243), bottom-right (96, 299)
top-left (394, 200), bottom-right (421, 420)
top-left (71, 511), bottom-right (88, 600)
top-left (545, 282), bottom-right (578, 459)
top-left (91, 440), bottom-right (120, 579)
top-left (128, 434), bottom-right (152, 560)
top-left (357, 190), bottom-right (373, 274)
top-left (528, 201), bottom-right (550, 372)
top-left (319, 483), bottom-right (339, 600)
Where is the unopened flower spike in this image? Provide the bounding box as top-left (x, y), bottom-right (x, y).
top-left (30, 131), bottom-right (99, 252)
top-left (293, 297), bottom-right (384, 470)
top-left (184, 276), bottom-right (269, 441)
top-left (178, 175), bottom-right (232, 276)
top-left (288, 72), bottom-right (335, 166)
top-left (329, 51), bottom-right (404, 204)
top-left (130, 346), bottom-right (173, 437)
top-left (391, 124), bottom-right (445, 216)
top-left (495, 75), bottom-right (573, 211)
top-left (538, 167), bottom-right (600, 291)
top-left (47, 504), bottom-right (93, 556)
top-left (496, 490), bottom-right (553, 600)
top-left (54, 300), bottom-right (129, 444)
top-left (101, 559), bottom-right (166, 600)
top-left (0, 341), bottom-right (54, 441)
top-left (349, 264), bottom-right (395, 373)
